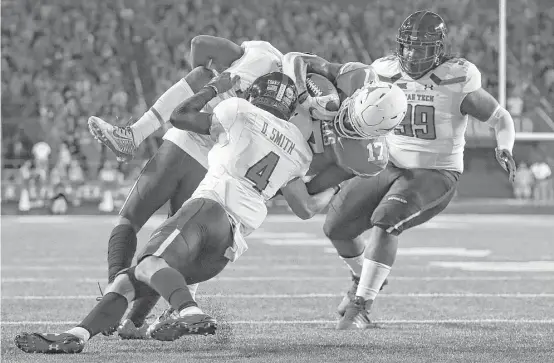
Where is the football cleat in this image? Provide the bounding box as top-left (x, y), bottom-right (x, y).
top-left (14, 332), bottom-right (84, 354)
top-left (149, 313), bottom-right (217, 341)
top-left (88, 116), bottom-right (137, 162)
top-left (117, 319), bottom-right (149, 340)
top-left (336, 296), bottom-right (372, 330)
top-left (337, 274), bottom-right (388, 316)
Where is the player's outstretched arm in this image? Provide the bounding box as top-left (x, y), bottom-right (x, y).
top-left (190, 35), bottom-right (244, 73)
top-left (282, 177), bottom-right (339, 220)
top-left (305, 164), bottom-right (354, 195)
top-left (461, 88), bottom-right (516, 181)
top-left (169, 72), bottom-right (240, 134)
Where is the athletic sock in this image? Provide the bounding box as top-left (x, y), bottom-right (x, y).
top-left (65, 327), bottom-right (91, 342)
top-left (127, 294), bottom-right (161, 327)
top-left (188, 283), bottom-right (199, 300)
top-left (340, 253), bottom-right (365, 278)
top-left (107, 224), bottom-right (137, 283)
top-left (131, 79), bottom-right (195, 145)
top-left (148, 267), bottom-right (197, 312)
top-left (76, 292), bottom-right (128, 338)
top-left (356, 259), bottom-right (391, 301)
top-left (179, 306), bottom-right (204, 317)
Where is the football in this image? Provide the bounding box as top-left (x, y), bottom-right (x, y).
top-left (306, 73), bottom-right (340, 111)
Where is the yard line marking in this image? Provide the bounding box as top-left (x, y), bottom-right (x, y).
top-left (0, 264), bottom-right (345, 271)
top-left (397, 248), bottom-right (491, 257)
top-left (2, 319), bottom-right (554, 326)
top-left (431, 261), bottom-right (554, 272)
top-left (249, 232), bottom-right (315, 239)
top-left (263, 239), bottom-right (329, 246)
top-left (3, 293), bottom-right (554, 300)
top-left (324, 247), bottom-right (492, 257)
top-left (3, 214), bottom-right (553, 226)
top-left (4, 276), bottom-right (554, 283)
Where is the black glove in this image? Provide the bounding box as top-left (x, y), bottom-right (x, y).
top-left (495, 148), bottom-right (516, 183)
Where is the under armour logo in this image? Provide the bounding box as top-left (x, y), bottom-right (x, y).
top-left (49, 344), bottom-right (60, 350)
top-left (424, 84), bottom-right (434, 90)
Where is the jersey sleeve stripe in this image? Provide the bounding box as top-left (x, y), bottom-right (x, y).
top-left (430, 74), bottom-right (467, 86)
top-left (151, 107), bottom-right (165, 126)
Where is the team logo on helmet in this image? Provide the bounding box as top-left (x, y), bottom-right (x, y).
top-left (248, 72), bottom-right (298, 120)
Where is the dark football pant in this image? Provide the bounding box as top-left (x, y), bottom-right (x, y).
top-left (324, 162), bottom-right (460, 239)
top-left (120, 140), bottom-right (207, 229)
top-left (137, 198), bottom-right (234, 285)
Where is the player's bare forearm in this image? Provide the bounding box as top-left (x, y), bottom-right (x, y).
top-left (282, 52), bottom-right (342, 95)
top-left (282, 177), bottom-right (338, 220)
top-left (306, 164), bottom-right (354, 195)
top-left (461, 88), bottom-right (515, 152)
top-left (169, 87), bottom-right (217, 134)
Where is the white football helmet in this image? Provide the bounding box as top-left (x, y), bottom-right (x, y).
top-left (334, 82), bottom-right (408, 139)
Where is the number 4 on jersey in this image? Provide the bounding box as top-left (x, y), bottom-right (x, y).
top-left (245, 152), bottom-right (280, 192)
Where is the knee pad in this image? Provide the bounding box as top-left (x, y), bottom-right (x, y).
top-left (370, 204), bottom-right (405, 236)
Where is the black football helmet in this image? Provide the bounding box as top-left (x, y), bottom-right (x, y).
top-left (246, 72), bottom-right (298, 120)
top-left (396, 11), bottom-right (447, 79)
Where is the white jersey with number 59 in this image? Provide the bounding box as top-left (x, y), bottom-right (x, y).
top-left (371, 56), bottom-right (482, 173)
top-left (191, 97), bottom-right (312, 235)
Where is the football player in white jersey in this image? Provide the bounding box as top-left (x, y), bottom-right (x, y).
top-left (86, 36), bottom-right (297, 337)
top-left (323, 11), bottom-right (516, 329)
top-left (15, 72), bottom-right (339, 354)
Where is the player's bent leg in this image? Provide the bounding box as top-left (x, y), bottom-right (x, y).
top-left (136, 198), bottom-right (233, 341)
top-left (338, 167), bottom-right (459, 330)
top-left (123, 156), bottom-right (207, 334)
top-left (108, 141), bottom-right (188, 283)
top-left (104, 141), bottom-right (191, 336)
top-left (324, 171), bottom-right (398, 317)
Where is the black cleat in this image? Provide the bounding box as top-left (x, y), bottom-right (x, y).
top-left (14, 332), bottom-right (84, 354)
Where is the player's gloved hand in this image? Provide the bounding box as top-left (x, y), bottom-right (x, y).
top-left (205, 72), bottom-right (240, 94)
top-left (299, 92), bottom-right (339, 121)
top-left (495, 148), bottom-right (516, 183)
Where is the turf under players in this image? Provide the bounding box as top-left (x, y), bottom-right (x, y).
top-left (316, 11), bottom-right (516, 329)
top-left (14, 71), bottom-right (340, 353)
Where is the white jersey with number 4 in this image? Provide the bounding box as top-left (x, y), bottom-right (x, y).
top-left (163, 41), bottom-right (284, 168)
top-left (371, 56), bottom-right (482, 173)
top-left (191, 97), bottom-right (312, 237)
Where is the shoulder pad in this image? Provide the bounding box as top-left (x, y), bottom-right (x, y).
top-left (338, 62), bottom-right (371, 76)
top-left (212, 97), bottom-right (243, 129)
top-left (241, 40), bottom-right (283, 58)
top-left (371, 56), bottom-right (401, 77)
top-left (432, 58), bottom-right (481, 93)
top-left (332, 137), bottom-right (388, 177)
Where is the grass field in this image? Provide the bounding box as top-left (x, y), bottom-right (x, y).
top-left (2, 214), bottom-right (554, 362)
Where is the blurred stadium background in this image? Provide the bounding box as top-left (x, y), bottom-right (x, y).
top-left (2, 0), bottom-right (554, 215)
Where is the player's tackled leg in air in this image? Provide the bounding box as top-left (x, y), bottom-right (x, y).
top-left (87, 36), bottom-right (287, 339)
top-left (15, 72), bottom-right (342, 353)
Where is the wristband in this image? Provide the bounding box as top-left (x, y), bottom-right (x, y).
top-left (204, 84), bottom-right (219, 96)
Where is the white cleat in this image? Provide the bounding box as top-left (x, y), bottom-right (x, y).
top-left (88, 116), bottom-right (137, 162)
top-left (146, 308), bottom-right (179, 339)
